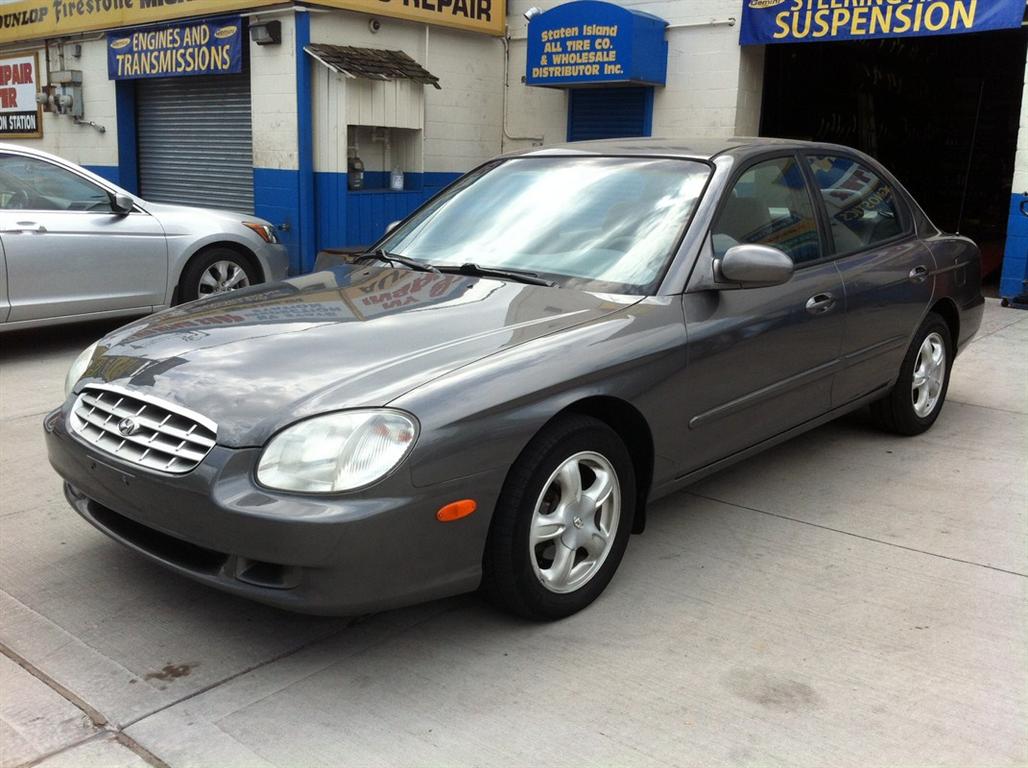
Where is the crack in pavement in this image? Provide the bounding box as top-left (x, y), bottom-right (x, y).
top-left (687, 490), bottom-right (1028, 578)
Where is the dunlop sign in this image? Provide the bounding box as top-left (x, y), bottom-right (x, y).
top-left (0, 0), bottom-right (504, 45)
top-left (0, 53), bottom-right (43, 139)
top-left (107, 17), bottom-right (242, 79)
top-left (740, 0), bottom-right (1027, 45)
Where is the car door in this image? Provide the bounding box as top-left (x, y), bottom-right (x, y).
top-left (803, 153), bottom-right (935, 406)
top-left (679, 153), bottom-right (846, 471)
top-left (0, 152), bottom-right (167, 323)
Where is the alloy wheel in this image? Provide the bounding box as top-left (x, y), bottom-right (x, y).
top-left (911, 331), bottom-right (946, 418)
top-left (199, 260), bottom-right (250, 296)
top-left (529, 451), bottom-right (620, 594)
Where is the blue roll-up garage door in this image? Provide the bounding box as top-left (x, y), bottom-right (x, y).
top-left (567, 87), bottom-right (653, 142)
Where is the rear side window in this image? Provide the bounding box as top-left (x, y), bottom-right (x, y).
top-left (807, 156), bottom-right (903, 254)
top-left (711, 157), bottom-right (821, 265)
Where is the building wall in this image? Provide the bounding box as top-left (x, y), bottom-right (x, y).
top-left (999, 54), bottom-right (1028, 301)
top-left (0, 38), bottom-right (120, 180)
top-left (502, 0), bottom-right (762, 148)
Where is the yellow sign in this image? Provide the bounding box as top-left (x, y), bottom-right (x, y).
top-left (0, 0), bottom-right (504, 45)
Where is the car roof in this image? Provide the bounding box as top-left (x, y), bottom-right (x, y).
top-left (501, 136), bottom-right (860, 162)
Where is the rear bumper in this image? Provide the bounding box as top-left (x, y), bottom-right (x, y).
top-left (957, 294), bottom-right (985, 355)
top-left (45, 406), bottom-right (501, 615)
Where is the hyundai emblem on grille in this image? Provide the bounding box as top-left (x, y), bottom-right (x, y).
top-left (69, 384), bottom-right (218, 474)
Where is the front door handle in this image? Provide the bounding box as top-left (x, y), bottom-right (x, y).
top-left (805, 292), bottom-right (837, 315)
top-left (909, 265), bottom-right (929, 282)
top-left (1, 222), bottom-right (46, 234)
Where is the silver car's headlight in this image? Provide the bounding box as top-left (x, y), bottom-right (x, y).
top-left (256, 410), bottom-right (418, 493)
top-left (64, 341), bottom-right (98, 396)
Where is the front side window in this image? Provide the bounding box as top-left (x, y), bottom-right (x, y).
top-left (711, 156), bottom-right (821, 265)
top-left (381, 156), bottom-right (711, 294)
top-left (0, 154), bottom-right (113, 212)
top-left (807, 155), bottom-right (903, 253)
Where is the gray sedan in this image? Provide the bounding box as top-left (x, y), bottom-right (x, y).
top-left (45, 138), bottom-right (983, 620)
top-left (0, 144), bottom-right (288, 331)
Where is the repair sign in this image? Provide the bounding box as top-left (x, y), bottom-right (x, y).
top-left (0, 52), bottom-right (42, 139)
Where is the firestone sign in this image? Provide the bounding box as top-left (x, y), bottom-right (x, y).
top-left (0, 53), bottom-right (42, 139)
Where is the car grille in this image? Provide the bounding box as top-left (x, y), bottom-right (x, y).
top-left (69, 385), bottom-right (217, 474)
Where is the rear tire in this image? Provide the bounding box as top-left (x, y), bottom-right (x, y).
top-left (482, 415), bottom-right (635, 621)
top-left (870, 312), bottom-right (952, 436)
top-left (178, 247), bottom-right (259, 304)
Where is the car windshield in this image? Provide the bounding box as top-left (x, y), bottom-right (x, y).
top-left (380, 156), bottom-right (711, 294)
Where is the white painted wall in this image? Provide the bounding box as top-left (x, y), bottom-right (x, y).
top-left (1013, 55), bottom-right (1027, 196)
top-left (503, 0), bottom-right (763, 148)
top-left (0, 38), bottom-right (118, 167)
top-left (311, 9), bottom-right (506, 176)
top-left (249, 10), bottom-right (299, 171)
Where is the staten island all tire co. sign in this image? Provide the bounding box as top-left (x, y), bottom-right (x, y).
top-left (0, 52), bottom-right (42, 138)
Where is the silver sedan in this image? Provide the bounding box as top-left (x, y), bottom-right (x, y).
top-left (0, 143), bottom-right (289, 332)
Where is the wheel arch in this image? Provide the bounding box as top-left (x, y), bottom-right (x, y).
top-left (552, 396), bottom-right (654, 535)
top-left (172, 241), bottom-right (263, 304)
top-left (928, 296), bottom-right (960, 351)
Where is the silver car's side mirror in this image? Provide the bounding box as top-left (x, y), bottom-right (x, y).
top-left (111, 193), bottom-right (134, 215)
top-left (716, 244), bottom-right (794, 289)
top-left (385, 220), bottom-right (400, 234)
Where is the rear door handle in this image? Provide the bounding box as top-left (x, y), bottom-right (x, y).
top-left (805, 292), bottom-right (837, 315)
top-left (1, 222), bottom-right (46, 233)
top-left (909, 265), bottom-right (929, 282)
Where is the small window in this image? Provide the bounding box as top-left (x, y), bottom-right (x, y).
top-left (0, 154), bottom-right (113, 212)
top-left (807, 155), bottom-right (903, 254)
top-left (712, 157), bottom-right (821, 264)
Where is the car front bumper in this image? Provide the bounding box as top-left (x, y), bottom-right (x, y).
top-left (259, 241), bottom-right (291, 281)
top-left (44, 407), bottom-right (501, 615)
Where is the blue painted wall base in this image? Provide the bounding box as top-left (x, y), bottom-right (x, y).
top-left (999, 193), bottom-right (1028, 302)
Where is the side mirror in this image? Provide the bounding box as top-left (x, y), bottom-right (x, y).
top-left (111, 192), bottom-right (134, 214)
top-left (385, 220), bottom-right (400, 234)
top-left (716, 244), bottom-right (794, 288)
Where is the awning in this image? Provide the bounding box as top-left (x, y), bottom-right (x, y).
top-left (304, 44), bottom-right (441, 89)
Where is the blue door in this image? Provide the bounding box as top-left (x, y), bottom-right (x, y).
top-left (567, 87), bottom-right (653, 142)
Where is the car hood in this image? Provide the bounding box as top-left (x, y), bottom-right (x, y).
top-left (139, 200), bottom-right (271, 230)
top-left (79, 265), bottom-right (639, 447)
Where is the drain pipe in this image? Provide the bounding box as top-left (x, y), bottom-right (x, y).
top-left (501, 28), bottom-right (544, 148)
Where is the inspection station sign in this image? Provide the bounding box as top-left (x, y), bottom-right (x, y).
top-left (107, 17), bottom-right (242, 79)
top-left (0, 0), bottom-right (504, 45)
top-left (0, 53), bottom-right (43, 139)
top-left (740, 0), bottom-right (1027, 45)
top-left (525, 0), bottom-right (667, 87)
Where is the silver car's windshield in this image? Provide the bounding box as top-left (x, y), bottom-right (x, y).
top-left (380, 156), bottom-right (711, 294)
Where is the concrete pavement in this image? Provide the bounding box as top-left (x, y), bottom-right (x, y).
top-left (1, 301), bottom-right (1025, 767)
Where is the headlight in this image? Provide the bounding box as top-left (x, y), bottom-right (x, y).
top-left (242, 221), bottom-right (278, 244)
top-left (64, 341), bottom-right (98, 396)
top-left (256, 410), bottom-right (418, 493)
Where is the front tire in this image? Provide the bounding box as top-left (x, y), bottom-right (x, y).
top-left (178, 247), bottom-right (259, 303)
top-left (870, 312), bottom-right (953, 435)
top-left (482, 415), bottom-right (635, 621)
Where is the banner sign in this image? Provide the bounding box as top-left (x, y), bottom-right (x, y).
top-left (0, 53), bottom-right (42, 139)
top-left (107, 17), bottom-right (242, 79)
top-left (0, 0), bottom-right (504, 46)
top-left (525, 0), bottom-right (667, 88)
top-left (741, 0), bottom-right (1027, 45)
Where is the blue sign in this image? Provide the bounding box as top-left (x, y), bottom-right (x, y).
top-left (525, 1), bottom-right (668, 87)
top-left (741, 0), bottom-right (1026, 45)
top-left (107, 17), bottom-right (243, 80)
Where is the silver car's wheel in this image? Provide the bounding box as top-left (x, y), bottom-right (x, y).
top-left (911, 331), bottom-right (946, 418)
top-left (529, 451), bottom-right (620, 594)
top-left (199, 260), bottom-right (251, 296)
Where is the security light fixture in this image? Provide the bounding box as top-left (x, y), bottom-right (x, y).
top-left (523, 6), bottom-right (542, 21)
top-left (250, 20), bottom-right (281, 46)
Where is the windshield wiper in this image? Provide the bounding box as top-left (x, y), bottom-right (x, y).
top-left (353, 248), bottom-right (439, 273)
top-left (435, 263), bottom-right (556, 287)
